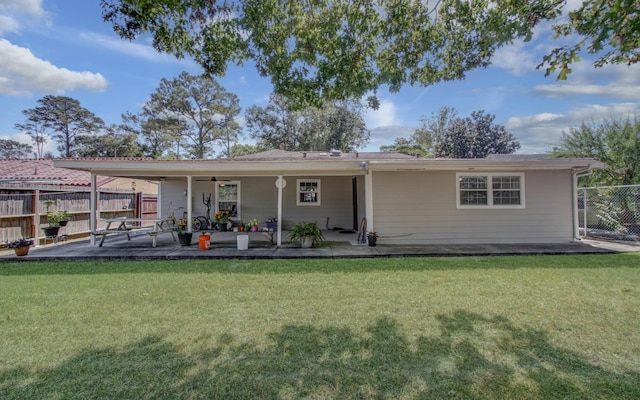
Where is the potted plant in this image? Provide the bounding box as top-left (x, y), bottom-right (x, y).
top-left (174, 224), bottom-right (193, 246)
top-left (213, 210), bottom-right (231, 231)
top-left (248, 218), bottom-right (260, 232)
top-left (366, 231), bottom-right (378, 246)
top-left (42, 200), bottom-right (71, 237)
top-left (7, 238), bottom-right (33, 256)
top-left (289, 222), bottom-right (324, 248)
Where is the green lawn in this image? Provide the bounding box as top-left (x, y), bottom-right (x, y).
top-left (1, 254), bottom-right (639, 399)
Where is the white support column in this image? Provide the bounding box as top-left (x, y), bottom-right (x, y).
top-left (364, 171), bottom-right (374, 237)
top-left (573, 168), bottom-right (592, 241)
top-left (187, 176), bottom-right (193, 232)
top-left (157, 179), bottom-right (163, 218)
top-left (276, 175), bottom-right (284, 246)
top-left (90, 174), bottom-right (97, 245)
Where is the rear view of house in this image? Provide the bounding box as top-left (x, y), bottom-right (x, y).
top-left (55, 151), bottom-right (604, 246)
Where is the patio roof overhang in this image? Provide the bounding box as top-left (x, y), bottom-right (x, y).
top-left (54, 158), bottom-right (369, 179)
top-left (367, 158), bottom-right (606, 172)
top-left (54, 156), bottom-right (605, 180)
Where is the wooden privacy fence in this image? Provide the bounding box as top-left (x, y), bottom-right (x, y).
top-left (1, 186), bottom-right (157, 245)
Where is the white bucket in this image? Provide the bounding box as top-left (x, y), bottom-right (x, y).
top-left (237, 234), bottom-right (249, 250)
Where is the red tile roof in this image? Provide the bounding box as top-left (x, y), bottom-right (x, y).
top-left (0, 159), bottom-right (113, 186)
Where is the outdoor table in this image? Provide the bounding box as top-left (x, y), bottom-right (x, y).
top-left (94, 217), bottom-right (175, 247)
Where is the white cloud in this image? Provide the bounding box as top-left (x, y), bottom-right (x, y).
top-left (534, 83), bottom-right (640, 100)
top-left (0, 39), bottom-right (108, 96)
top-left (1, 131), bottom-right (54, 155)
top-left (364, 99), bottom-right (399, 128)
top-left (79, 32), bottom-right (190, 64)
top-left (492, 41), bottom-right (537, 76)
top-left (506, 103), bottom-right (640, 153)
top-left (533, 61), bottom-right (640, 99)
top-left (0, 0), bottom-right (44, 16)
top-left (364, 125), bottom-right (416, 152)
top-left (0, 15), bottom-right (19, 34)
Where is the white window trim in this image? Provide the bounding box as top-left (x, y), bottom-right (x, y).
top-left (296, 179), bottom-right (321, 206)
top-left (456, 172), bottom-right (525, 209)
top-left (215, 180), bottom-right (241, 220)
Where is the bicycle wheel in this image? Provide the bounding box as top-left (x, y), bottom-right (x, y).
top-left (193, 216), bottom-right (208, 232)
top-left (191, 217), bottom-right (203, 232)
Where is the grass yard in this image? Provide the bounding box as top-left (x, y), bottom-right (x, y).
top-left (1, 254), bottom-right (639, 399)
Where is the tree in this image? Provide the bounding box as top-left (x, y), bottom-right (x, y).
top-left (15, 109), bottom-right (48, 158)
top-left (23, 96), bottom-right (104, 157)
top-left (246, 95), bottom-right (369, 151)
top-left (0, 139), bottom-right (33, 159)
top-left (149, 71), bottom-right (241, 159)
top-left (74, 125), bottom-right (143, 158)
top-left (539, 0), bottom-right (640, 80)
top-left (553, 117), bottom-right (640, 186)
top-left (412, 105), bottom-right (458, 152)
top-left (380, 137), bottom-right (430, 158)
top-left (101, 0), bottom-right (570, 109)
top-left (413, 107), bottom-right (520, 158)
top-left (121, 110), bottom-right (187, 159)
top-left (227, 143), bottom-right (268, 158)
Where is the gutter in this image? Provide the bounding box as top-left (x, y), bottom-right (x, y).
top-left (572, 165), bottom-right (595, 241)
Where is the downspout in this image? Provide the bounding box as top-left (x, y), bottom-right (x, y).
top-left (572, 166), bottom-right (593, 241)
top-left (364, 167), bottom-right (373, 238)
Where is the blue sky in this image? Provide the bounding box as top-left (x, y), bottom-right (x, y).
top-left (1, 0), bottom-right (639, 156)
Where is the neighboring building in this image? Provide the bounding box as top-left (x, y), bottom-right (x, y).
top-left (0, 158), bottom-right (158, 193)
top-left (55, 150), bottom-right (605, 246)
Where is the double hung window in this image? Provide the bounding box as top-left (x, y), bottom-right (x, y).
top-left (456, 173), bottom-right (524, 208)
top-left (297, 179), bottom-right (321, 206)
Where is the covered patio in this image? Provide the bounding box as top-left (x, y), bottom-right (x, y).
top-left (54, 151), bottom-right (383, 247)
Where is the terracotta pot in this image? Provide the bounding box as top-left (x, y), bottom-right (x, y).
top-left (14, 246), bottom-right (29, 256)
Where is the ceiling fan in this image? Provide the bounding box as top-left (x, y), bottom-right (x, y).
top-left (194, 176), bottom-right (233, 182)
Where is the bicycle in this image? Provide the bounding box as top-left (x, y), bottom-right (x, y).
top-left (166, 202), bottom-right (188, 231)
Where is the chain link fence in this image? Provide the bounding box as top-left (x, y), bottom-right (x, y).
top-left (578, 184), bottom-right (640, 242)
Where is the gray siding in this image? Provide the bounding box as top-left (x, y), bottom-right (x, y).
top-left (279, 176), bottom-right (354, 230)
top-left (372, 170), bottom-right (574, 244)
top-left (161, 176), bottom-right (355, 230)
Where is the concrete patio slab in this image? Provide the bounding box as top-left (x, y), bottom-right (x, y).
top-left (2, 230), bottom-right (638, 262)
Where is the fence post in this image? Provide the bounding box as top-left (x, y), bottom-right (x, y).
top-left (33, 189), bottom-right (39, 247)
top-left (90, 174), bottom-right (97, 246)
top-left (582, 188), bottom-right (588, 238)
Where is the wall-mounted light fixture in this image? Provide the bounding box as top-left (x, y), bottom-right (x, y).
top-left (359, 162), bottom-right (368, 172)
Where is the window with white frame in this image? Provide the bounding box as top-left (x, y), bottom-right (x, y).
top-left (297, 179), bottom-right (321, 206)
top-left (456, 173), bottom-right (524, 208)
top-left (215, 181), bottom-right (240, 219)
